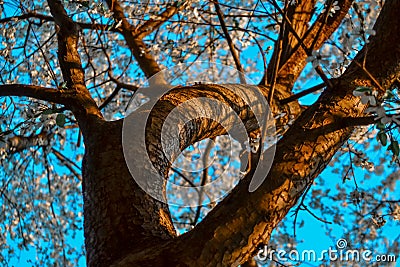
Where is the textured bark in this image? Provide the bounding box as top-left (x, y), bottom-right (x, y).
top-left (2, 1), bottom-right (399, 266)
top-left (82, 120), bottom-right (177, 267)
top-left (110, 1), bottom-right (400, 266)
top-left (47, 0), bottom-right (103, 128)
top-left (78, 81), bottom-right (303, 266)
top-left (274, 0), bottom-right (354, 88)
top-left (267, 0), bottom-right (317, 82)
top-left (281, 0), bottom-right (317, 62)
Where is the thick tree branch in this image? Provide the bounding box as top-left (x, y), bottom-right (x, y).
top-left (266, 0), bottom-right (316, 73)
top-left (174, 1), bottom-right (399, 265)
top-left (47, 0), bottom-right (103, 129)
top-left (112, 1), bottom-right (400, 265)
top-left (279, 0), bottom-right (317, 64)
top-left (0, 84), bottom-right (72, 106)
top-left (263, 0), bottom-right (316, 86)
top-left (106, 0), bottom-right (167, 85)
top-left (277, 0), bottom-right (354, 88)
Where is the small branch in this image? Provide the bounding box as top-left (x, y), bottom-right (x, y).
top-left (214, 0), bottom-right (247, 84)
top-left (279, 82), bottom-right (326, 104)
top-left (314, 65), bottom-right (333, 88)
top-left (267, 0), bottom-right (288, 104)
top-left (292, 183), bottom-right (312, 237)
top-left (136, 2), bottom-right (187, 39)
top-left (253, 36), bottom-right (268, 85)
top-left (106, 0), bottom-right (167, 85)
top-left (170, 167), bottom-right (199, 193)
top-left (51, 148), bottom-right (82, 180)
top-left (0, 84), bottom-right (73, 106)
top-left (193, 138), bottom-right (215, 225)
top-left (354, 61), bottom-right (384, 92)
top-left (302, 204), bottom-right (332, 224)
top-left (98, 86), bottom-right (122, 110)
top-left (51, 148), bottom-right (81, 170)
top-left (109, 76), bottom-right (139, 92)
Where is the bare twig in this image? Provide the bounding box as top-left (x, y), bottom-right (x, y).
top-left (214, 0), bottom-right (247, 84)
top-left (51, 148), bottom-right (82, 180)
top-left (267, 0), bottom-right (288, 104)
top-left (279, 82), bottom-right (326, 104)
top-left (193, 138), bottom-right (215, 225)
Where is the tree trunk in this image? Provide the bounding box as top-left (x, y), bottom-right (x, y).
top-left (82, 119), bottom-right (176, 267)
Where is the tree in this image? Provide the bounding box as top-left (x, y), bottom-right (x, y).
top-left (1, 0), bottom-right (399, 266)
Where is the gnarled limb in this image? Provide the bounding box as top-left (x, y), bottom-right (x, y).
top-left (111, 1), bottom-right (400, 266)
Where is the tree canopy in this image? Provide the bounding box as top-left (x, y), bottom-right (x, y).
top-left (0, 0), bottom-right (399, 266)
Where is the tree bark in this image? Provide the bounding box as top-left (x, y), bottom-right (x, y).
top-left (82, 119), bottom-right (177, 267)
top-left (2, 1), bottom-right (399, 267)
top-left (108, 1), bottom-right (400, 266)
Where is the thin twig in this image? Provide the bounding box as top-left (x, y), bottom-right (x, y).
top-left (279, 82), bottom-right (326, 105)
top-left (267, 0), bottom-right (288, 104)
top-left (354, 61), bottom-right (384, 92)
top-left (98, 86), bottom-right (122, 110)
top-left (193, 138), bottom-right (215, 225)
top-left (214, 0), bottom-right (247, 84)
top-left (252, 36), bottom-right (268, 85)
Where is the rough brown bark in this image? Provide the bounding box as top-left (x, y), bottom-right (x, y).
top-left (266, 0), bottom-right (317, 83)
top-left (2, 1), bottom-right (399, 267)
top-left (273, 0), bottom-right (354, 88)
top-left (82, 120), bottom-right (177, 267)
top-left (110, 1), bottom-right (400, 266)
top-left (82, 82), bottom-right (301, 266)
